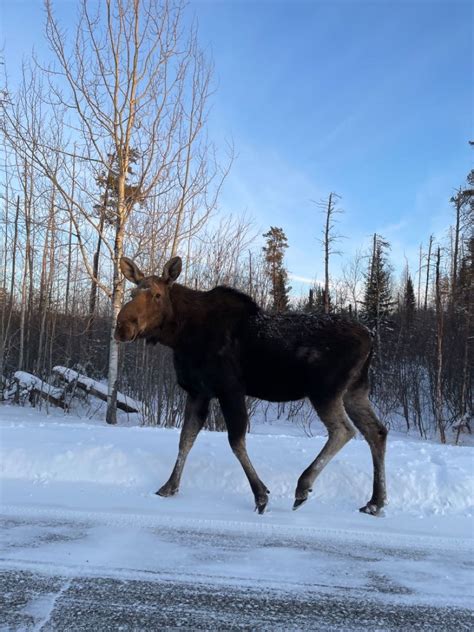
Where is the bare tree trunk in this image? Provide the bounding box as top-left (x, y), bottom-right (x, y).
top-left (424, 235), bottom-right (433, 310)
top-left (19, 161), bottom-right (33, 371)
top-left (435, 247), bottom-right (446, 443)
top-left (323, 193), bottom-right (333, 314)
top-left (0, 195), bottom-right (20, 388)
top-left (451, 192), bottom-right (462, 301)
top-left (86, 213), bottom-right (105, 341)
top-left (64, 147), bottom-right (76, 317)
top-left (106, 172), bottom-right (127, 424)
top-left (64, 215), bottom-right (73, 315)
top-left (106, 286), bottom-right (121, 424)
top-left (36, 188), bottom-right (56, 374)
top-left (417, 243), bottom-right (422, 309)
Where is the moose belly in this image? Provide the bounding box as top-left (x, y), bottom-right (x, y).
top-left (243, 351), bottom-right (309, 402)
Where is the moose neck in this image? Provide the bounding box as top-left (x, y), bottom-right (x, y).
top-left (152, 283), bottom-right (204, 349)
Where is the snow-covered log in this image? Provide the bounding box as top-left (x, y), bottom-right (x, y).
top-left (52, 366), bottom-right (141, 413)
top-left (13, 371), bottom-right (65, 408)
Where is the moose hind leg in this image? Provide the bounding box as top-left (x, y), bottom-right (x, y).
top-left (344, 388), bottom-right (388, 515)
top-left (157, 394), bottom-right (209, 497)
top-left (294, 397), bottom-right (356, 510)
top-left (219, 392), bottom-right (270, 514)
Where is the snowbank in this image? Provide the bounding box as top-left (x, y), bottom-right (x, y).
top-left (1, 404), bottom-right (472, 527)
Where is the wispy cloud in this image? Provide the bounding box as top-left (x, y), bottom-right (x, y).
top-left (288, 273), bottom-right (324, 286)
top-left (377, 219), bottom-right (409, 235)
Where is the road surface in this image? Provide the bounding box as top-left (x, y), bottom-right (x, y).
top-left (1, 510), bottom-right (472, 631)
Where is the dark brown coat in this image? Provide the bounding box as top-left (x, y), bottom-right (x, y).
top-left (116, 256), bottom-right (387, 515)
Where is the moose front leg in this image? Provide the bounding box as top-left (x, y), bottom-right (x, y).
top-left (157, 394), bottom-right (209, 497)
top-left (218, 391), bottom-right (270, 514)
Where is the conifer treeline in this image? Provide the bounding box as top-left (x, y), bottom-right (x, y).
top-left (290, 178), bottom-right (472, 442)
top-left (259, 170), bottom-right (472, 443)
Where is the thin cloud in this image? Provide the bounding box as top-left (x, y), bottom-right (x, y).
top-left (288, 273), bottom-right (323, 286)
top-left (377, 219), bottom-right (409, 235)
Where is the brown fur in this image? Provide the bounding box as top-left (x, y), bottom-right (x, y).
top-left (115, 256), bottom-right (388, 515)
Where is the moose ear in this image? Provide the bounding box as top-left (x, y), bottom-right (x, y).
top-left (162, 256), bottom-right (182, 284)
top-left (120, 257), bottom-right (145, 285)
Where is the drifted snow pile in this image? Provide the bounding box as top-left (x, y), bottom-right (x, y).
top-left (1, 405), bottom-right (473, 521)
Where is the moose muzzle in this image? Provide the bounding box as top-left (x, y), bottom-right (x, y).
top-left (114, 308), bottom-right (140, 342)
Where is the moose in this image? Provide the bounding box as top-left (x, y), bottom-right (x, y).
top-left (115, 256), bottom-right (387, 516)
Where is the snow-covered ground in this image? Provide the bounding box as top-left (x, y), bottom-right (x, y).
top-left (1, 403), bottom-right (473, 629)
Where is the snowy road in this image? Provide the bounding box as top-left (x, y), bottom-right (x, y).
top-left (1, 408), bottom-right (473, 629)
top-left (1, 507), bottom-right (473, 630)
top-left (2, 567), bottom-right (473, 631)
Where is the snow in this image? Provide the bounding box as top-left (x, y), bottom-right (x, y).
top-left (14, 371), bottom-right (64, 402)
top-left (1, 403), bottom-right (473, 619)
top-left (52, 365), bottom-right (141, 412)
top-left (2, 404), bottom-right (472, 521)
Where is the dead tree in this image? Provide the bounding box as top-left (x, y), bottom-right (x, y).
top-left (315, 193), bottom-right (343, 314)
top-left (424, 235), bottom-right (433, 310)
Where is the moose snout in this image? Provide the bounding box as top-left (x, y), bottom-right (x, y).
top-left (114, 318), bottom-right (137, 342)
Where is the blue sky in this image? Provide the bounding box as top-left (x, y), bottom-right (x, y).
top-left (1, 0), bottom-right (472, 294)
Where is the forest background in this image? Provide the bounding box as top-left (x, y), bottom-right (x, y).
top-left (0, 0), bottom-right (471, 442)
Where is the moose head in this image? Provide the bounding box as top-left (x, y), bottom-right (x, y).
top-left (115, 256), bottom-right (182, 343)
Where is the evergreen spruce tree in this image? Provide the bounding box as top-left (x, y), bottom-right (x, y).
top-left (304, 285), bottom-right (326, 313)
top-left (403, 273), bottom-right (416, 328)
top-left (361, 234), bottom-right (394, 330)
top-left (262, 227), bottom-right (291, 312)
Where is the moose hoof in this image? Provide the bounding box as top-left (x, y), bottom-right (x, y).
top-left (156, 484), bottom-right (178, 497)
top-left (293, 487), bottom-right (312, 511)
top-left (359, 503), bottom-right (383, 516)
top-left (254, 493), bottom-right (269, 515)
top-left (292, 497), bottom-right (307, 511)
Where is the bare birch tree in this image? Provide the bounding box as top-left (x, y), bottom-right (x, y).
top-left (342, 248), bottom-right (364, 316)
top-left (2, 0), bottom-right (224, 422)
